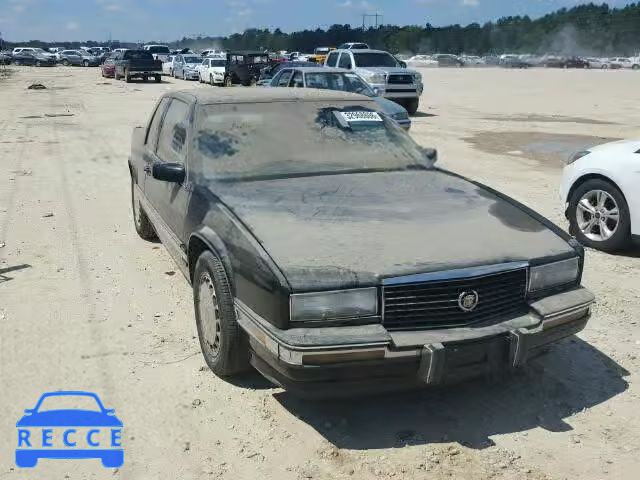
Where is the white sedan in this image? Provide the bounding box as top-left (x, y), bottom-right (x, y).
top-left (561, 139), bottom-right (640, 251)
top-left (196, 57), bottom-right (226, 85)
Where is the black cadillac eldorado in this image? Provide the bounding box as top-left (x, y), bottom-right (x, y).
top-left (128, 88), bottom-right (595, 395)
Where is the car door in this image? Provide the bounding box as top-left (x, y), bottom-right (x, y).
top-left (144, 97), bottom-right (192, 259)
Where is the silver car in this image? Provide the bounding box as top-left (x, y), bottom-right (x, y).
top-left (173, 54), bottom-right (202, 80)
top-left (269, 67), bottom-right (411, 130)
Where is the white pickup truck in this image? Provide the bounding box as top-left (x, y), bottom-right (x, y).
top-left (324, 49), bottom-right (423, 114)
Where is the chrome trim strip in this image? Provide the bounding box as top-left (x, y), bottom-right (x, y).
top-left (382, 261), bottom-right (530, 286)
top-left (235, 299), bottom-right (389, 353)
top-left (541, 301), bottom-right (593, 320)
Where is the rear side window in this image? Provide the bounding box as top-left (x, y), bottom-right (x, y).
top-left (326, 52), bottom-right (339, 67)
top-left (145, 98), bottom-right (170, 148)
top-left (157, 99), bottom-right (190, 164)
top-left (291, 71), bottom-right (304, 88)
top-left (277, 70), bottom-right (293, 86)
top-left (339, 54), bottom-right (352, 69)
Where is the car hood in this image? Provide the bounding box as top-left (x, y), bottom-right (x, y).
top-left (587, 139), bottom-right (640, 155)
top-left (373, 97), bottom-right (408, 116)
top-left (212, 170), bottom-right (574, 290)
top-left (357, 66), bottom-right (418, 76)
top-left (16, 410), bottom-right (123, 427)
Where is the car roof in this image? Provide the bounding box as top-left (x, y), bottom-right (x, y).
top-left (288, 66), bottom-right (351, 74)
top-left (171, 88), bottom-right (372, 105)
top-left (227, 50), bottom-right (266, 55)
top-left (335, 49), bottom-right (389, 54)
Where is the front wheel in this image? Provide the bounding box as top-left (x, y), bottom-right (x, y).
top-left (404, 98), bottom-right (420, 116)
top-left (83, 60), bottom-right (89, 67)
top-left (224, 76), bottom-right (233, 87)
top-left (125, 69), bottom-right (131, 83)
top-left (568, 178), bottom-right (631, 252)
top-left (155, 75), bottom-right (161, 83)
top-left (194, 251), bottom-right (249, 377)
top-left (633, 64), bottom-right (640, 70)
top-left (131, 180), bottom-right (157, 240)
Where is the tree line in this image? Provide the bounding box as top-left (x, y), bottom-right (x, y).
top-left (3, 3), bottom-right (640, 56)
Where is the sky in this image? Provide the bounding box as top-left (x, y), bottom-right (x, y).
top-left (0, 0), bottom-right (636, 42)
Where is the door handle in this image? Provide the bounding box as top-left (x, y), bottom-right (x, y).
top-left (144, 164), bottom-right (152, 174)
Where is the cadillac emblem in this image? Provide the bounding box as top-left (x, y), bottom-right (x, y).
top-left (458, 290), bottom-right (479, 312)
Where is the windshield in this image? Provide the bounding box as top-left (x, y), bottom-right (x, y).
top-left (125, 51), bottom-right (154, 60)
top-left (147, 46), bottom-right (170, 54)
top-left (304, 72), bottom-right (374, 96)
top-left (192, 101), bottom-right (428, 181)
top-left (315, 48), bottom-right (330, 54)
top-left (210, 59), bottom-right (226, 67)
top-left (184, 56), bottom-right (201, 64)
top-left (37, 395), bottom-right (102, 412)
top-left (353, 52), bottom-right (398, 67)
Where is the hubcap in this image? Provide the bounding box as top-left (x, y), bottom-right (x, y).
top-left (198, 272), bottom-right (221, 358)
top-left (576, 190), bottom-right (620, 242)
top-left (132, 187), bottom-right (143, 228)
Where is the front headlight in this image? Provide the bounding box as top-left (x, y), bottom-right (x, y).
top-left (360, 71), bottom-right (386, 84)
top-left (412, 72), bottom-right (422, 82)
top-left (290, 288), bottom-right (378, 322)
top-left (392, 111), bottom-right (409, 121)
top-left (528, 258), bottom-right (580, 293)
top-left (567, 150), bottom-right (590, 165)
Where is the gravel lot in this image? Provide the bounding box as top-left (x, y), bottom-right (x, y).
top-left (1, 66), bottom-right (639, 479)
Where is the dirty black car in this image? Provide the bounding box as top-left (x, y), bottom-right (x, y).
top-left (223, 51), bottom-right (269, 87)
top-left (129, 88), bottom-right (594, 396)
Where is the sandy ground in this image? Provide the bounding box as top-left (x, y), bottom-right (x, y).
top-left (0, 66), bottom-right (639, 480)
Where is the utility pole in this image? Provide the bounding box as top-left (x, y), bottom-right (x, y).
top-left (362, 13), bottom-right (383, 31)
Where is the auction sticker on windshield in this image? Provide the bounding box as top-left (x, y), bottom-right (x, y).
top-left (339, 111), bottom-right (383, 122)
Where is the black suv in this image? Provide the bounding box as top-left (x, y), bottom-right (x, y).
top-left (224, 51), bottom-right (270, 87)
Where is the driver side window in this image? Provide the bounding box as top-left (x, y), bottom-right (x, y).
top-left (157, 99), bottom-right (190, 164)
top-left (277, 70), bottom-right (293, 87)
top-left (290, 71), bottom-right (304, 88)
top-left (326, 52), bottom-right (339, 67)
top-left (339, 54), bottom-right (353, 69)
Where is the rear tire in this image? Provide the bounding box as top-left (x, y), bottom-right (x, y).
top-left (131, 180), bottom-right (157, 241)
top-left (568, 178), bottom-right (631, 252)
top-left (83, 60), bottom-right (89, 67)
top-left (224, 76), bottom-right (233, 87)
top-left (155, 75), bottom-right (161, 83)
top-left (125, 69), bottom-right (131, 83)
top-left (193, 251), bottom-right (249, 377)
top-left (142, 76), bottom-right (148, 82)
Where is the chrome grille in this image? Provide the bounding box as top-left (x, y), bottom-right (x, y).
top-left (383, 268), bottom-right (528, 330)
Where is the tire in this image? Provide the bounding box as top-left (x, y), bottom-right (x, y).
top-left (130, 180), bottom-right (157, 241)
top-left (633, 65), bottom-right (640, 70)
top-left (224, 76), bottom-right (233, 87)
top-left (210, 75), bottom-right (214, 86)
top-left (183, 70), bottom-right (187, 81)
top-left (404, 98), bottom-right (420, 116)
top-left (568, 178), bottom-right (631, 252)
top-left (193, 251), bottom-right (249, 377)
top-left (155, 75), bottom-right (161, 83)
top-left (36, 61), bottom-right (42, 67)
top-left (83, 60), bottom-right (89, 67)
top-left (14, 60), bottom-right (21, 66)
top-left (142, 76), bottom-right (148, 82)
top-left (125, 69), bottom-right (131, 83)
top-left (249, 77), bottom-right (257, 87)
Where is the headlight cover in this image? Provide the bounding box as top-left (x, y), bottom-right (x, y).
top-left (567, 150), bottom-right (590, 165)
top-left (412, 72), bottom-right (422, 82)
top-left (528, 258), bottom-right (580, 293)
top-left (392, 111), bottom-right (409, 120)
top-left (290, 288), bottom-right (378, 322)
top-left (360, 70), bottom-right (386, 84)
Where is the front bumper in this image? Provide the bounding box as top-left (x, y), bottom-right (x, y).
top-left (236, 287), bottom-right (594, 396)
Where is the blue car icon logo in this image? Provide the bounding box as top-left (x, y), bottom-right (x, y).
top-left (16, 391), bottom-right (123, 468)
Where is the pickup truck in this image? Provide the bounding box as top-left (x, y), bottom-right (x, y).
top-left (114, 50), bottom-right (162, 83)
top-left (325, 49), bottom-right (423, 115)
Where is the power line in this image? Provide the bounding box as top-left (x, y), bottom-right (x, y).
top-left (362, 13), bottom-right (383, 31)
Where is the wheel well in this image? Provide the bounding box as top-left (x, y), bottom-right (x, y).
top-left (187, 237), bottom-right (210, 282)
top-left (567, 173), bottom-right (624, 204)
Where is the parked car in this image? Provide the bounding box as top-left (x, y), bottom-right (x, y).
top-left (101, 55), bottom-right (117, 78)
top-left (128, 88), bottom-right (594, 396)
top-left (258, 61), bottom-right (318, 85)
top-left (269, 67), bottom-right (411, 130)
top-left (562, 140), bottom-right (640, 251)
top-left (1, 51), bottom-right (13, 65)
top-left (406, 55), bottom-right (438, 68)
top-left (173, 54), bottom-right (202, 81)
top-left (196, 57), bottom-right (227, 85)
top-left (143, 44), bottom-right (171, 63)
top-left (565, 57), bottom-right (590, 68)
top-left (325, 49), bottom-right (423, 114)
top-left (542, 56), bottom-right (568, 68)
top-left (114, 50), bottom-right (162, 83)
top-left (12, 47), bottom-right (55, 59)
top-left (162, 56), bottom-right (176, 76)
top-left (500, 56), bottom-right (531, 69)
top-left (433, 54), bottom-right (464, 67)
top-left (224, 51), bottom-right (270, 86)
top-left (609, 57), bottom-right (636, 69)
top-left (11, 52), bottom-right (56, 67)
top-left (308, 47), bottom-right (335, 64)
top-left (58, 50), bottom-right (100, 67)
top-left (585, 57), bottom-right (610, 69)
top-left (337, 42), bottom-right (370, 50)
top-left (461, 55), bottom-right (485, 65)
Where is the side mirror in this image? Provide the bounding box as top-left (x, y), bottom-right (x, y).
top-left (419, 147), bottom-right (438, 165)
top-left (104, 409), bottom-right (115, 414)
top-left (152, 163), bottom-right (185, 183)
top-left (24, 409), bottom-right (34, 414)
top-left (399, 61), bottom-right (407, 68)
